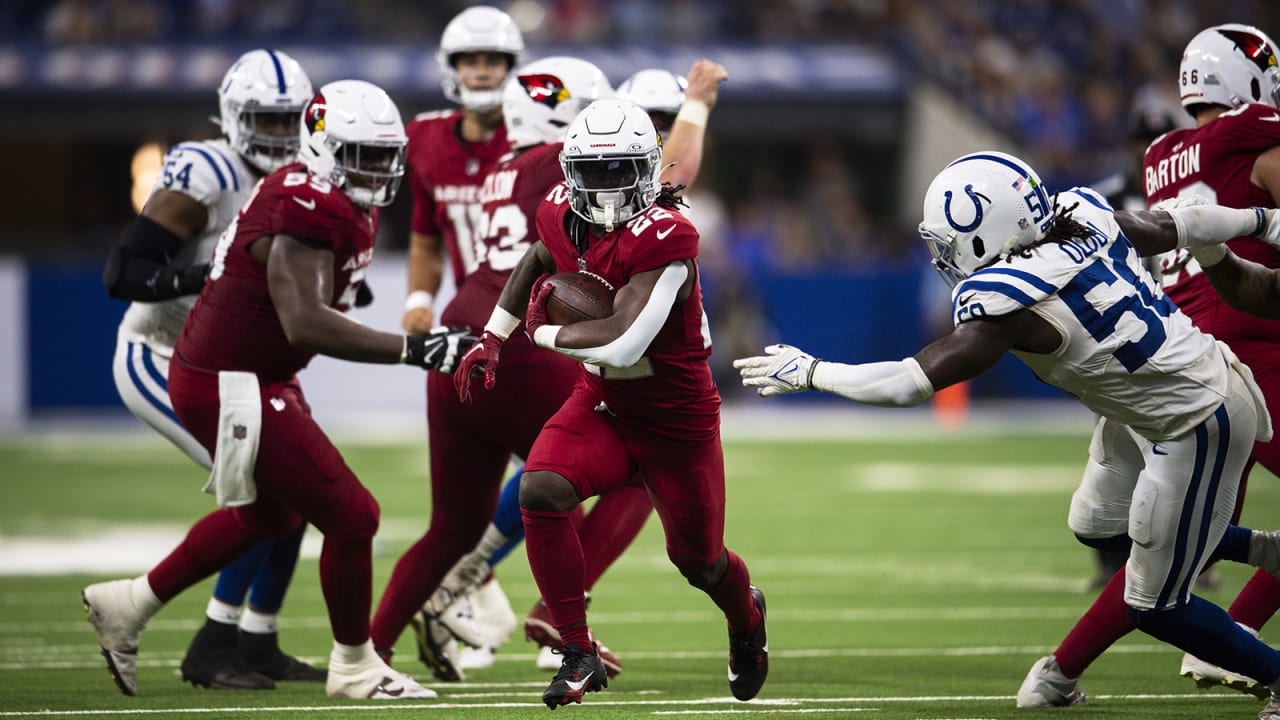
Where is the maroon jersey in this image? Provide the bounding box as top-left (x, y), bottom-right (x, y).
top-left (406, 110), bottom-right (510, 282)
top-left (535, 189), bottom-right (719, 440)
top-left (1145, 102), bottom-right (1280, 342)
top-left (178, 162), bottom-right (376, 381)
top-left (442, 143), bottom-right (564, 331)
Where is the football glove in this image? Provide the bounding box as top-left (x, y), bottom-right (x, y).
top-left (523, 276), bottom-right (554, 342)
top-left (733, 343), bottom-right (820, 397)
top-left (403, 326), bottom-right (476, 374)
top-left (454, 330), bottom-right (504, 403)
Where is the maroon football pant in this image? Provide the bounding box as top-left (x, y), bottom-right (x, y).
top-left (155, 360), bottom-right (379, 645)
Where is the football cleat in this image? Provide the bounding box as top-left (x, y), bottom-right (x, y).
top-left (525, 598), bottom-right (622, 677)
top-left (325, 644), bottom-right (437, 700)
top-left (727, 586), bottom-right (768, 701)
top-left (459, 645), bottom-right (498, 670)
top-left (1261, 691), bottom-right (1280, 720)
top-left (410, 609), bottom-right (464, 682)
top-left (469, 576), bottom-right (519, 646)
top-left (83, 580), bottom-right (149, 696)
top-left (1181, 647), bottom-right (1269, 699)
top-left (1017, 655), bottom-right (1087, 708)
top-left (180, 620), bottom-right (274, 690)
top-left (541, 643), bottom-right (607, 709)
top-left (239, 631), bottom-right (327, 682)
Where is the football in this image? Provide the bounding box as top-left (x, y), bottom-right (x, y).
top-left (542, 271), bottom-right (616, 325)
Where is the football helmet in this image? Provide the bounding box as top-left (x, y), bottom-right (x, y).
top-left (560, 99), bottom-right (663, 230)
top-left (918, 151), bottom-right (1055, 287)
top-left (616, 69), bottom-right (687, 135)
top-left (438, 6), bottom-right (526, 111)
top-left (218, 49), bottom-right (313, 175)
top-left (1180, 23), bottom-right (1280, 109)
top-left (299, 80), bottom-right (407, 208)
top-left (502, 57), bottom-right (612, 150)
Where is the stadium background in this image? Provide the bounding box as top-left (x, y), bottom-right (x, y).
top-left (1, 0), bottom-right (1279, 431)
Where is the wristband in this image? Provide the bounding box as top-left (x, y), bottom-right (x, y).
top-left (675, 99), bottom-right (709, 129)
top-left (533, 324), bottom-right (562, 349)
top-left (405, 290), bottom-right (434, 311)
top-left (484, 306), bottom-right (521, 340)
top-left (1252, 207), bottom-right (1267, 237)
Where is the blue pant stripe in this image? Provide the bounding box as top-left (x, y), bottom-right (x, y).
top-left (126, 344), bottom-right (181, 427)
top-left (1156, 417), bottom-right (1209, 608)
top-left (1177, 405), bottom-right (1231, 602)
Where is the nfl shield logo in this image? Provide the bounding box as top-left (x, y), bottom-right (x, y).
top-left (233, 424), bottom-right (247, 440)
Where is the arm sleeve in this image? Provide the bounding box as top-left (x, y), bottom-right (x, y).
top-left (1169, 205), bottom-right (1265, 248)
top-left (535, 262), bottom-right (687, 367)
top-left (810, 357), bottom-right (935, 407)
top-left (103, 215), bottom-right (207, 301)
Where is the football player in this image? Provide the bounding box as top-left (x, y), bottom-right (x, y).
top-left (83, 79), bottom-right (472, 700)
top-left (456, 98), bottom-right (768, 709)
top-left (380, 5), bottom-right (528, 672)
top-left (735, 150), bottom-right (1280, 718)
top-left (407, 58), bottom-right (731, 679)
top-left (103, 48), bottom-right (325, 690)
top-left (1014, 23), bottom-right (1280, 707)
top-left (372, 55), bottom-right (614, 682)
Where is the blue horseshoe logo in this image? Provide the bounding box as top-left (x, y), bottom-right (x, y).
top-left (943, 184), bottom-right (984, 233)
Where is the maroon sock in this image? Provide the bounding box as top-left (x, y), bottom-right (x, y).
top-left (523, 508), bottom-right (590, 648)
top-left (321, 537), bottom-right (373, 646)
top-left (148, 509), bottom-right (257, 602)
top-left (1054, 568), bottom-right (1135, 678)
top-left (706, 550), bottom-right (760, 633)
top-left (580, 485), bottom-right (652, 590)
top-left (1229, 568), bottom-right (1280, 631)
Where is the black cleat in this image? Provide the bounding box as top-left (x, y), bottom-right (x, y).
top-left (542, 643), bottom-right (607, 709)
top-left (728, 586), bottom-right (768, 701)
top-left (180, 619), bottom-right (274, 690)
top-left (410, 609), bottom-right (464, 682)
top-left (239, 631), bottom-right (326, 682)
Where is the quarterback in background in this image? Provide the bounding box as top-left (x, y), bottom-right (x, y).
top-left (457, 98), bottom-right (767, 709)
top-left (84, 79), bottom-right (471, 700)
top-left (736, 150), bottom-right (1280, 719)
top-left (103, 48), bottom-right (324, 690)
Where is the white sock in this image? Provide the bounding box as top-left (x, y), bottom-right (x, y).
top-left (240, 608), bottom-right (279, 635)
top-left (475, 524), bottom-right (509, 559)
top-left (330, 639), bottom-right (378, 669)
top-left (130, 576), bottom-right (163, 618)
top-left (206, 597), bottom-right (242, 626)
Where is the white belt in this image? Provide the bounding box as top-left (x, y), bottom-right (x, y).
top-left (583, 357), bottom-right (654, 380)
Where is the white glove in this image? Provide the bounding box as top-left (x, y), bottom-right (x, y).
top-left (734, 344), bottom-right (819, 397)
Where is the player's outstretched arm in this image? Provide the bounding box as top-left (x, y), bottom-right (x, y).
top-left (1197, 249), bottom-right (1280, 319)
top-left (530, 260), bottom-right (691, 368)
top-left (265, 233), bottom-right (410, 363)
top-left (737, 312), bottom-right (1031, 406)
top-left (103, 189), bottom-right (211, 301)
top-left (403, 230), bottom-right (444, 332)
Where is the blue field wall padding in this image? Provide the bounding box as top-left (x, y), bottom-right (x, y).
top-left (28, 261), bottom-right (126, 410)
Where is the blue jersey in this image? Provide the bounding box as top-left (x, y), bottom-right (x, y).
top-left (951, 187), bottom-right (1230, 441)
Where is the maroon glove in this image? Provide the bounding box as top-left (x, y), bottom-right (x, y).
top-left (453, 330), bottom-right (504, 403)
top-left (524, 277), bottom-right (555, 342)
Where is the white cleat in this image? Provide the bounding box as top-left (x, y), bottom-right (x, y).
top-left (83, 580), bottom-right (148, 697)
top-left (1260, 691), bottom-right (1280, 720)
top-left (469, 577), bottom-right (518, 645)
top-left (1181, 648), bottom-right (1269, 700)
top-left (536, 644), bottom-right (560, 672)
top-left (458, 645), bottom-right (497, 670)
top-left (1016, 655), bottom-right (1087, 708)
top-left (326, 643), bottom-right (437, 700)
top-left (435, 593), bottom-right (487, 650)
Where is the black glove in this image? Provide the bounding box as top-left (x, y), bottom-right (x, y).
top-left (355, 281), bottom-right (374, 308)
top-left (403, 326), bottom-right (477, 373)
top-left (174, 263), bottom-right (211, 296)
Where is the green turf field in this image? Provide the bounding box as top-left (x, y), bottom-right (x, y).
top-left (2, 425), bottom-right (1277, 719)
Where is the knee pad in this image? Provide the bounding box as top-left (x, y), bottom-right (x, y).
top-left (1074, 532), bottom-right (1132, 553)
top-left (518, 471), bottom-right (579, 512)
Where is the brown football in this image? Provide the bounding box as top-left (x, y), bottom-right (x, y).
top-left (542, 271), bottom-right (616, 325)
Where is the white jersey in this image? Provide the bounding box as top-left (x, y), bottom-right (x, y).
top-left (118, 138), bottom-right (257, 353)
top-left (950, 187), bottom-right (1229, 441)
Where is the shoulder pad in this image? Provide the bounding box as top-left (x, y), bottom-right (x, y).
top-left (157, 141), bottom-right (247, 205)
